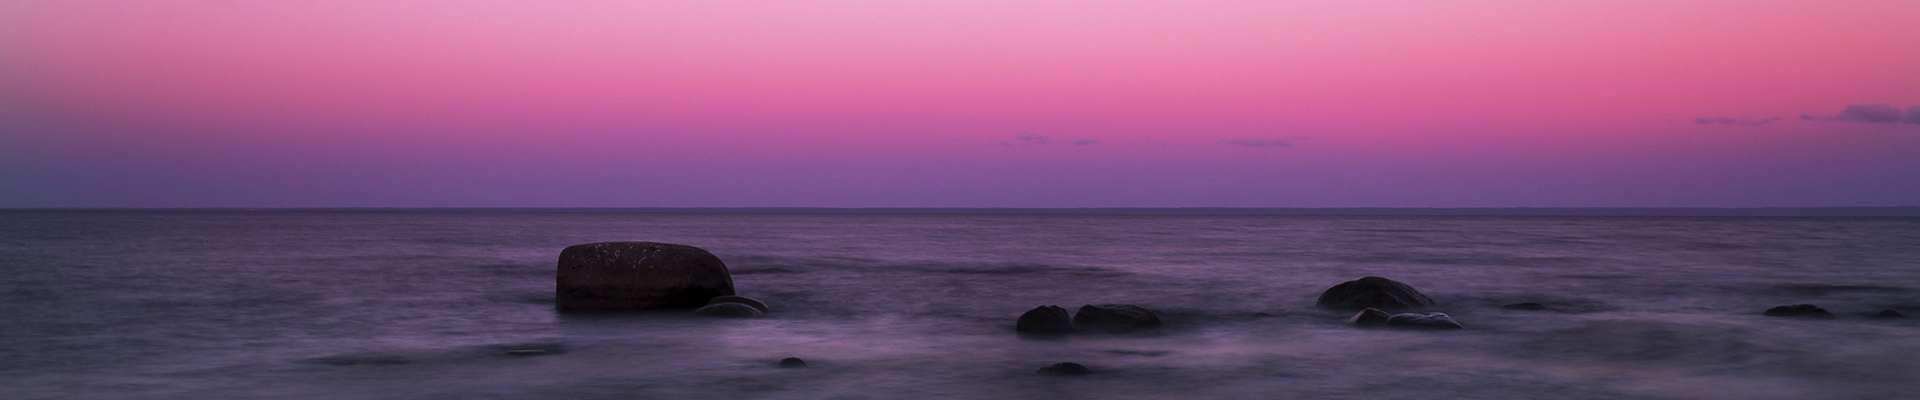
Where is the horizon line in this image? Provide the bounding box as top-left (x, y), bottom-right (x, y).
top-left (5, 206), bottom-right (1919, 217)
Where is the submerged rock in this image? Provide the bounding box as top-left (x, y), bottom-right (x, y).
top-left (1763, 304), bottom-right (1835, 319)
top-left (555, 242), bottom-right (735, 311)
top-left (504, 349), bottom-right (550, 356)
top-left (1037, 362), bottom-right (1090, 375)
top-left (693, 302), bottom-right (763, 317)
top-left (1386, 312), bottom-right (1465, 329)
top-left (1017, 305), bottom-right (1074, 333)
top-left (1315, 276), bottom-right (1437, 310)
top-left (1348, 308), bottom-right (1394, 326)
top-left (1072, 304), bottom-right (1162, 330)
top-left (1502, 302), bottom-right (1548, 311)
top-left (1872, 309), bottom-right (1905, 318)
top-left (777, 357), bottom-right (807, 368)
top-left (707, 295), bottom-right (769, 313)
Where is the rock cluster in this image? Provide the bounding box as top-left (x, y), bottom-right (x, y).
top-left (1017, 304), bottom-right (1163, 334)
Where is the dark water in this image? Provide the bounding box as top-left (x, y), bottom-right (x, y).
top-left (3, 211), bottom-right (1918, 399)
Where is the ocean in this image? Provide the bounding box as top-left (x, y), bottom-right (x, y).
top-left (3, 211), bottom-right (1917, 399)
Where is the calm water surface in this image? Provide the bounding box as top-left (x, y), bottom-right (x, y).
top-left (3, 211), bottom-right (1918, 399)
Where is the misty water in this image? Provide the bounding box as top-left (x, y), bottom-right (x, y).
top-left (3, 211), bottom-right (1918, 399)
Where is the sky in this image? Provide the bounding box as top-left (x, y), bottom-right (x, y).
top-left (2, 0), bottom-right (1918, 208)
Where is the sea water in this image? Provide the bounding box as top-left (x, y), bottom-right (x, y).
top-left (2, 211), bottom-right (1917, 399)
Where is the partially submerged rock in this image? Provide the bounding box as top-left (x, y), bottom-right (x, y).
top-left (1873, 309), bottom-right (1906, 318)
top-left (1385, 312), bottom-right (1464, 329)
top-left (707, 295), bottom-right (769, 313)
top-left (777, 357), bottom-right (807, 368)
top-left (1072, 304), bottom-right (1162, 330)
top-left (1315, 276), bottom-right (1436, 310)
top-left (1037, 362), bottom-right (1090, 375)
top-left (1502, 302), bottom-right (1547, 311)
top-left (1348, 308), bottom-right (1394, 325)
top-left (693, 302), bottom-right (763, 317)
top-left (1763, 304), bottom-right (1835, 319)
top-left (1017, 305), bottom-right (1074, 333)
top-left (555, 242), bottom-right (735, 311)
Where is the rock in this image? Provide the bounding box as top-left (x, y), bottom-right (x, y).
top-left (1037, 362), bottom-right (1090, 375)
top-left (1763, 304), bottom-right (1835, 319)
top-left (1873, 309), bottom-right (1905, 318)
top-left (1315, 276), bottom-right (1437, 310)
top-left (693, 302), bottom-right (763, 317)
top-left (1386, 312), bottom-right (1465, 329)
top-left (555, 242), bottom-right (735, 311)
top-left (777, 357), bottom-right (807, 368)
top-left (1502, 302), bottom-right (1547, 311)
top-left (1250, 312), bottom-right (1275, 318)
top-left (1348, 308), bottom-right (1393, 325)
top-left (1072, 304), bottom-right (1162, 330)
top-left (1016, 305), bottom-right (1074, 333)
top-left (707, 295), bottom-right (769, 313)
top-left (504, 349), bottom-right (550, 356)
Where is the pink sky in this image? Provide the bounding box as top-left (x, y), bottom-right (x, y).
top-left (3, 1), bottom-right (1918, 207)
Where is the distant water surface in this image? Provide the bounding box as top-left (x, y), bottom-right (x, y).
top-left (2, 211), bottom-right (1917, 399)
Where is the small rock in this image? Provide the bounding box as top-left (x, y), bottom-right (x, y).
top-left (1315, 276), bottom-right (1437, 310)
top-left (777, 357), bottom-right (807, 367)
top-left (1348, 308), bottom-right (1393, 326)
top-left (1502, 302), bottom-right (1547, 311)
top-left (1037, 362), bottom-right (1090, 375)
top-left (1073, 304), bottom-right (1162, 331)
top-left (504, 349), bottom-right (549, 356)
top-left (1017, 305), bottom-right (1074, 333)
top-left (1386, 312), bottom-right (1465, 329)
top-left (707, 295), bottom-right (769, 313)
top-left (1872, 309), bottom-right (1905, 318)
top-left (1250, 312), bottom-right (1275, 318)
top-left (693, 302), bottom-right (763, 317)
top-left (1763, 304), bottom-right (1835, 319)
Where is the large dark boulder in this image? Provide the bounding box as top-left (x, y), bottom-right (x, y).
top-left (1315, 276), bottom-right (1436, 310)
top-left (1763, 304), bottom-right (1834, 319)
top-left (556, 242), bottom-right (735, 311)
top-left (1017, 305), bottom-right (1074, 333)
top-left (1386, 312), bottom-right (1464, 329)
top-left (1072, 304), bottom-right (1163, 330)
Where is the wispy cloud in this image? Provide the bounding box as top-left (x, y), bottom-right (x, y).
top-left (997, 131), bottom-right (1100, 147)
top-left (1224, 137), bottom-right (1301, 148)
top-left (1694, 116), bottom-right (1781, 127)
top-left (1801, 104), bottom-right (1916, 124)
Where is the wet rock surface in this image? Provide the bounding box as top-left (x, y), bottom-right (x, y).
top-left (1315, 276), bottom-right (1436, 310)
top-left (555, 242), bottom-right (735, 311)
top-left (706, 295), bottom-right (769, 313)
top-left (693, 302), bottom-right (763, 317)
top-left (1348, 308), bottom-right (1394, 325)
top-left (1037, 362), bottom-right (1090, 375)
top-left (777, 357), bottom-right (807, 368)
top-left (1386, 312), bottom-right (1464, 329)
top-left (1017, 305), bottom-right (1074, 333)
top-left (1763, 304), bottom-right (1835, 319)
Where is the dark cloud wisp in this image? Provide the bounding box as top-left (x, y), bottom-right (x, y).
top-left (1694, 117), bottom-right (1781, 127)
top-left (1224, 137), bottom-right (1300, 148)
top-left (1802, 104), bottom-right (1918, 124)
